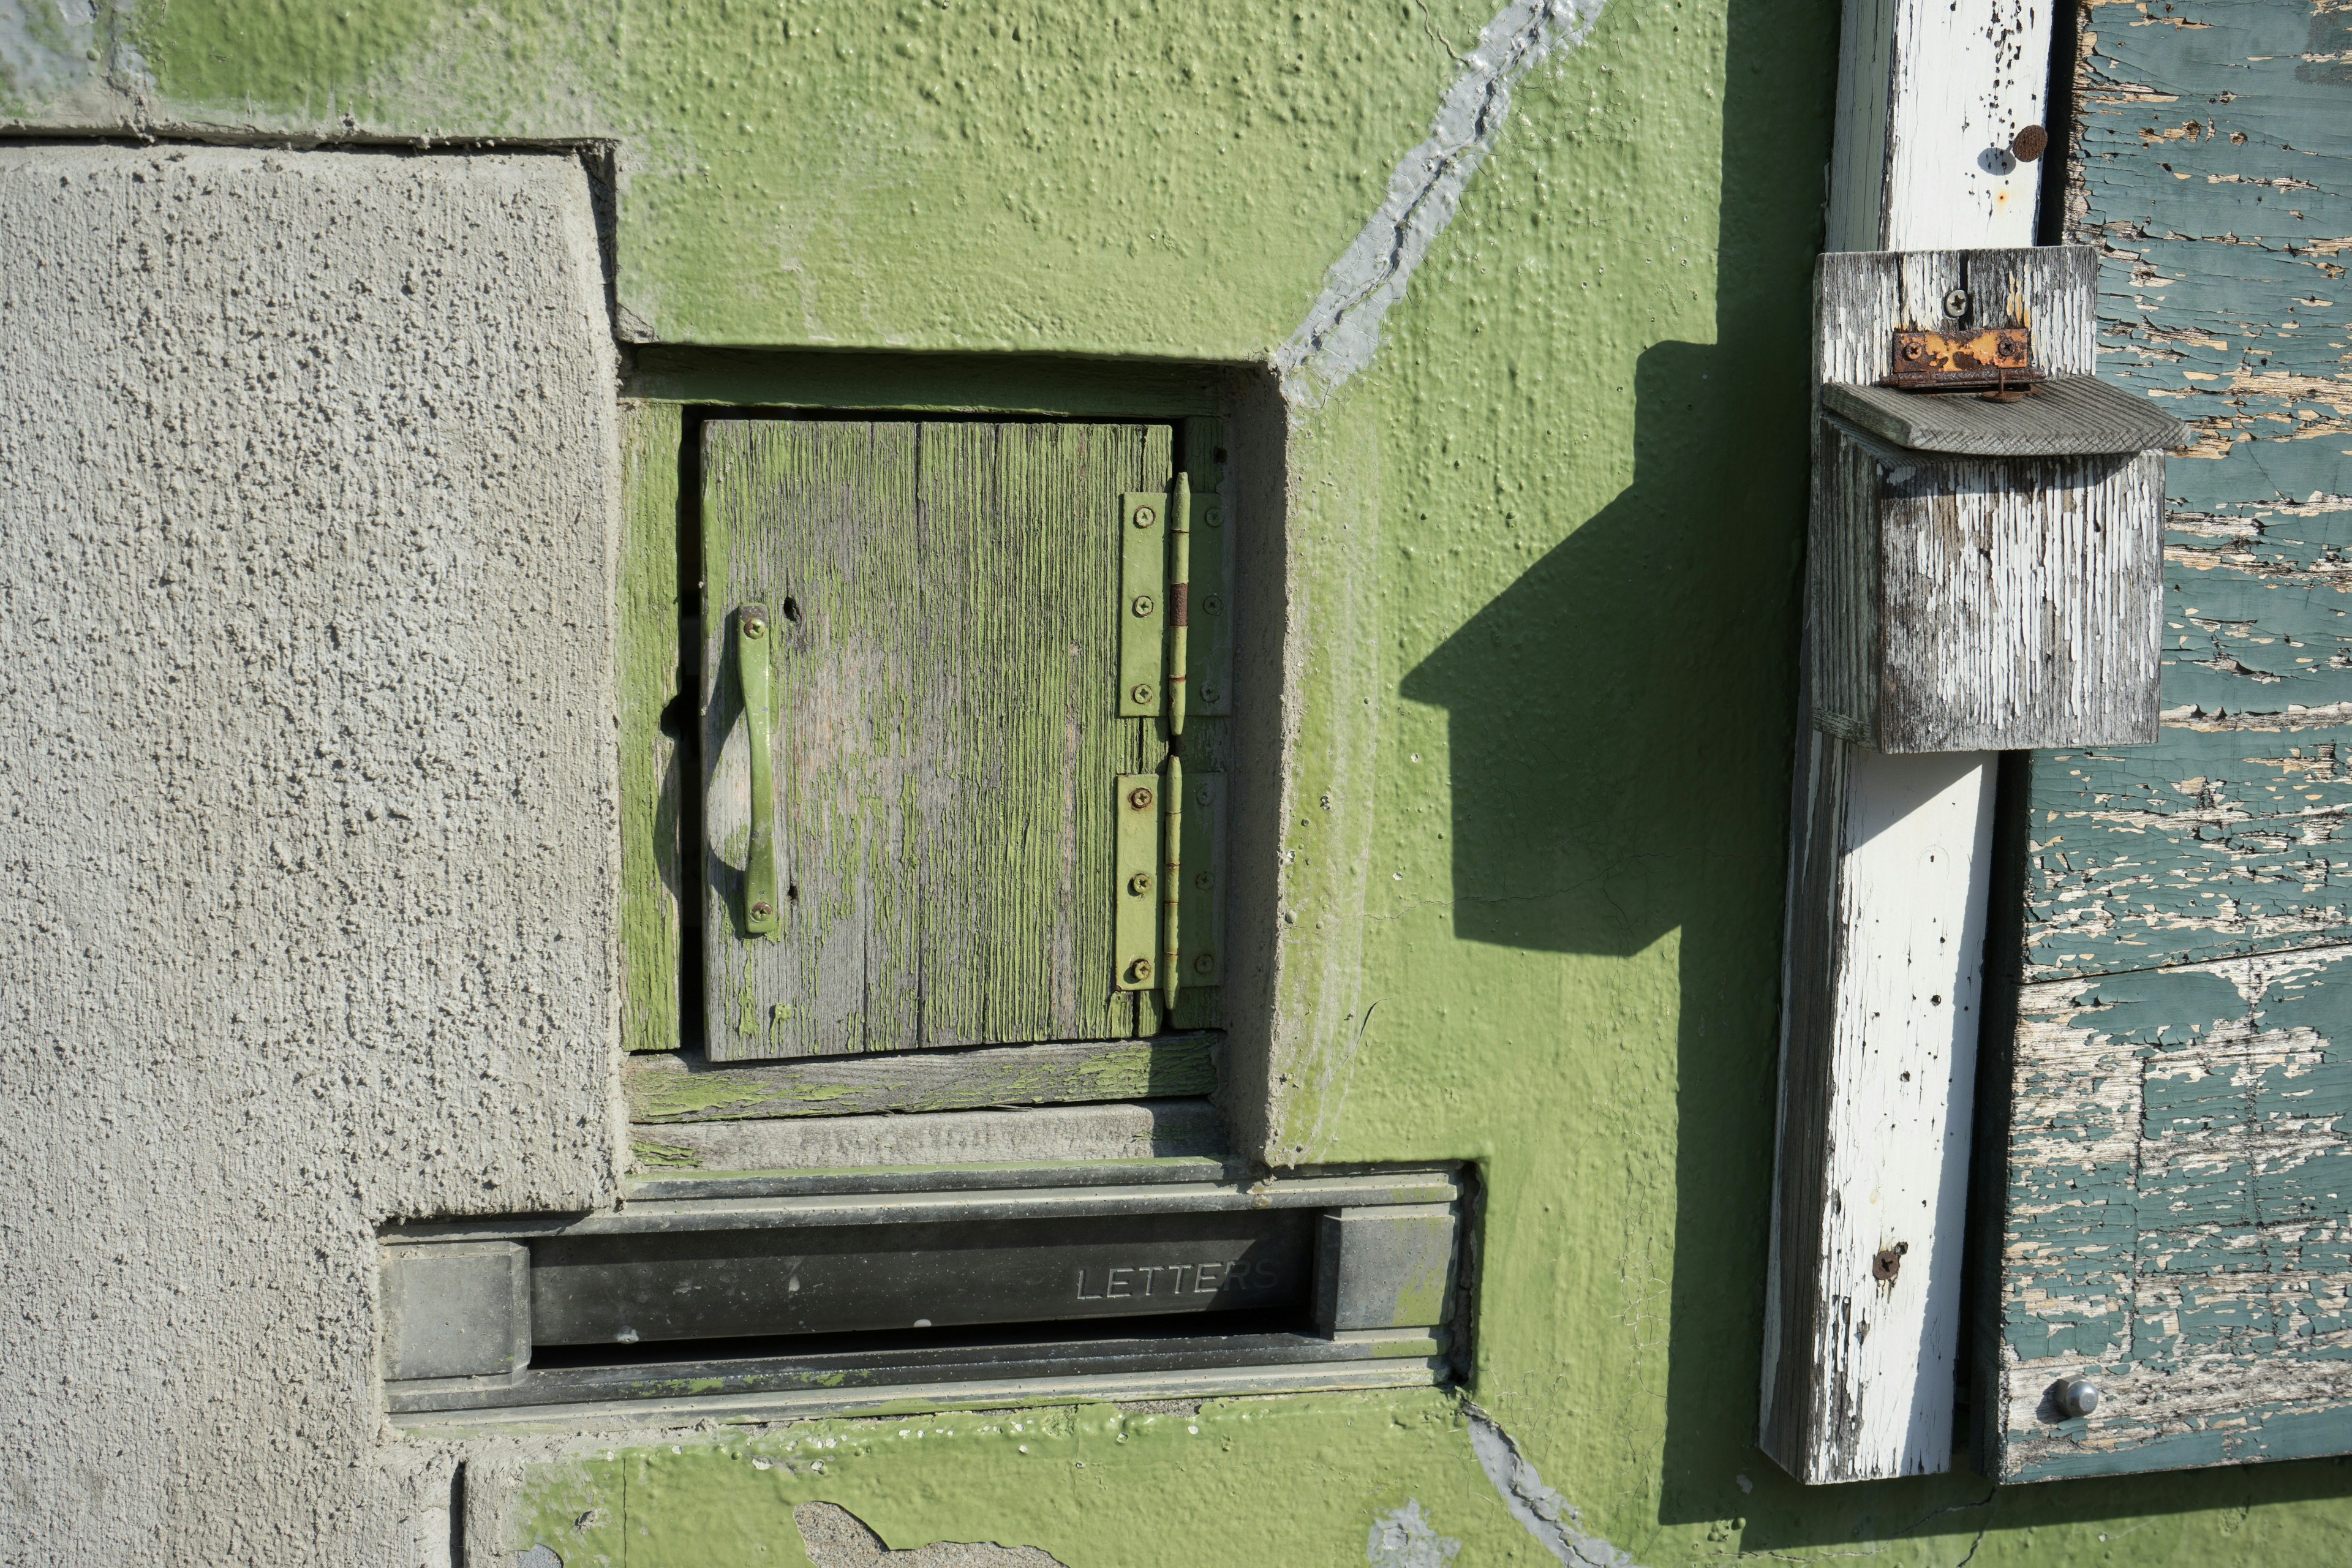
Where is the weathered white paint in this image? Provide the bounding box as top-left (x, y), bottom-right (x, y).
top-left (1827, 0), bottom-right (2052, 253)
top-left (1762, 0), bottom-right (2053, 1483)
top-left (0, 145), bottom-right (620, 1562)
top-left (1274, 0), bottom-right (1607, 404)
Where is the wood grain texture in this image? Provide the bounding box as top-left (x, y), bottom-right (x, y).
top-left (619, 401), bottom-right (684, 1053)
top-left (1814, 420), bottom-right (2165, 752)
top-left (626, 1034), bottom-right (1219, 1122)
top-left (1765, 8), bottom-right (2057, 1481)
top-left (1970, 0), bottom-right (2352, 1483)
top-left (1822, 375), bottom-right (2195, 456)
top-left (702, 420), bottom-right (1170, 1059)
top-left (1826, 0), bottom-right (2052, 254)
top-left (2001, 0), bottom-right (2352, 984)
top-left (1984, 946), bottom-right (2352, 1480)
top-left (1809, 249), bottom-right (2164, 753)
top-left (1762, 737), bottom-right (1996, 1481)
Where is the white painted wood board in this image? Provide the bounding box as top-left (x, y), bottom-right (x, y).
top-left (1763, 0), bottom-right (2055, 1483)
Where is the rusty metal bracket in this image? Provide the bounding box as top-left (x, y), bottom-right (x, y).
top-left (1877, 326), bottom-right (2041, 396)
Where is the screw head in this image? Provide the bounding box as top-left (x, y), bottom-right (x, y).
top-left (1902, 340), bottom-right (1925, 360)
top-left (1133, 505), bottom-right (1157, 528)
top-left (1128, 785), bottom-right (1155, 810)
top-left (1193, 952), bottom-right (1215, 975)
top-left (1130, 683), bottom-right (1155, 706)
top-left (1127, 957), bottom-right (1153, 983)
top-left (750, 901), bottom-right (774, 921)
top-left (1203, 507), bottom-right (1222, 528)
top-left (1127, 872), bottom-right (1152, 896)
top-left (1943, 287), bottom-right (1970, 319)
top-left (742, 617), bottom-right (767, 638)
top-left (1199, 685), bottom-right (1219, 704)
top-left (2060, 1379), bottom-right (2100, 1418)
top-left (1193, 871), bottom-right (1211, 889)
top-left (1201, 594), bottom-right (1223, 615)
top-left (1131, 593), bottom-right (1156, 617)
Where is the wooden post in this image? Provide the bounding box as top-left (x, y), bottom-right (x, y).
top-left (1759, 0), bottom-right (2054, 1484)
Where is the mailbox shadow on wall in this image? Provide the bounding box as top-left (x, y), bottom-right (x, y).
top-left (1402, 337), bottom-right (1804, 1529)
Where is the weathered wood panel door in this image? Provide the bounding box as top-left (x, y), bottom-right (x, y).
top-left (1973, 0), bottom-right (2352, 1482)
top-left (701, 419), bottom-right (1183, 1061)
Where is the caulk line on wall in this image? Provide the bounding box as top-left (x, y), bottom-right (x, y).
top-left (1273, 0), bottom-right (1607, 404)
top-left (1464, 1403), bottom-right (1644, 1568)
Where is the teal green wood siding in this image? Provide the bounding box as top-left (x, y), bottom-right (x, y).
top-left (1983, 0), bottom-right (2352, 1482)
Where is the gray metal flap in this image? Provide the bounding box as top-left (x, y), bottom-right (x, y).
top-left (382, 1240), bottom-right (530, 1381)
top-left (1822, 374), bottom-right (2195, 457)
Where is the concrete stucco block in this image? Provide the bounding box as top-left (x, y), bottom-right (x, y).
top-left (0, 145), bottom-right (619, 1564)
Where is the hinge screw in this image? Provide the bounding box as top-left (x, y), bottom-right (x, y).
top-left (1194, 871), bottom-right (1211, 889)
top-left (1131, 594), bottom-right (1155, 617)
top-left (1133, 506), bottom-right (1156, 528)
top-left (1942, 288), bottom-right (1970, 319)
top-left (1128, 786), bottom-right (1155, 810)
top-left (1130, 683), bottom-right (1155, 706)
top-left (1204, 507), bottom-right (1222, 529)
top-left (1193, 953), bottom-right (1215, 974)
top-left (743, 617), bottom-right (767, 638)
top-left (1199, 684), bottom-right (1218, 704)
top-left (1200, 595), bottom-right (1223, 615)
top-left (1127, 872), bottom-right (1152, 896)
top-left (1127, 957), bottom-right (1153, 982)
top-left (750, 901), bottom-right (773, 921)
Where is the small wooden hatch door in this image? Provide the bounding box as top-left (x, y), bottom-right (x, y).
top-left (701, 418), bottom-right (1221, 1063)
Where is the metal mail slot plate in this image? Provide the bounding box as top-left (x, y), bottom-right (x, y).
top-left (530, 1210), bottom-right (1308, 1346)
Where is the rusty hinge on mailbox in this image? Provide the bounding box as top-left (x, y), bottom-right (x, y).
top-left (1878, 325), bottom-right (2041, 398)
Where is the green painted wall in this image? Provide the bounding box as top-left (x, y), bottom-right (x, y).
top-left (16, 0), bottom-right (2352, 1562)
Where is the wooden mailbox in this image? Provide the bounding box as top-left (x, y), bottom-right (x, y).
top-left (1807, 247), bottom-right (2192, 754)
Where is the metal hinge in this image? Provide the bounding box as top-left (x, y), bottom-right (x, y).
top-left (1878, 324), bottom-right (2040, 396)
top-left (1114, 767), bottom-right (1222, 997)
top-left (1114, 473), bottom-right (1224, 1005)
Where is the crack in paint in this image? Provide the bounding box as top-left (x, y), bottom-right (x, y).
top-left (1462, 1403), bottom-right (1643, 1568)
top-left (1273, 0), bottom-right (1606, 404)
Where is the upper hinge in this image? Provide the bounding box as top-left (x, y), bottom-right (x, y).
top-left (1878, 325), bottom-right (2040, 395)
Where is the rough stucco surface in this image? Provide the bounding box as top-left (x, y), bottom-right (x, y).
top-left (0, 145), bottom-right (620, 1562)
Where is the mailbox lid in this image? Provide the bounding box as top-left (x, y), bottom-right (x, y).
top-left (528, 1209), bottom-right (1313, 1345)
top-left (1823, 375), bottom-right (2196, 458)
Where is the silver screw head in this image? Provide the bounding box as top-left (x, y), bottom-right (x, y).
top-left (1943, 288), bottom-right (1970, 318)
top-left (2061, 1379), bottom-right (2100, 1418)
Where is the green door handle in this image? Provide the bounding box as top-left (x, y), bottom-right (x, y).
top-left (737, 605), bottom-right (781, 939)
